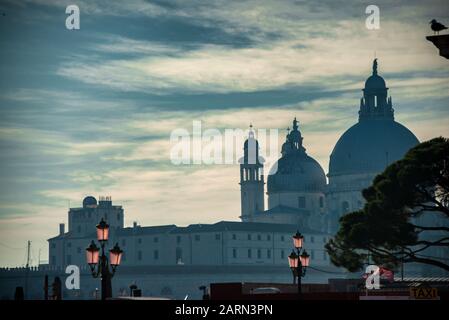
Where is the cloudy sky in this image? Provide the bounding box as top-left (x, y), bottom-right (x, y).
top-left (0, 0), bottom-right (448, 266)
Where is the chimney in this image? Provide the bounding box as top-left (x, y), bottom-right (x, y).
top-left (59, 223), bottom-right (65, 235)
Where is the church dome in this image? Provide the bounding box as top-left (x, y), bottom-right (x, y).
top-left (329, 59), bottom-right (419, 177)
top-left (267, 118), bottom-right (326, 193)
top-left (83, 196), bottom-right (97, 208)
top-left (268, 154), bottom-right (326, 193)
top-left (329, 120), bottom-right (419, 176)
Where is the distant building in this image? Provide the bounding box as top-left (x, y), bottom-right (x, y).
top-left (48, 197), bottom-right (331, 269)
top-left (1, 59), bottom-right (444, 300)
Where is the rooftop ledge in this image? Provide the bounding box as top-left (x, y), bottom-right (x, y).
top-left (426, 34), bottom-right (449, 59)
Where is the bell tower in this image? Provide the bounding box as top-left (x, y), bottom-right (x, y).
top-left (239, 125), bottom-right (265, 222)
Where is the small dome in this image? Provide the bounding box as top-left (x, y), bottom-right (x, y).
top-left (83, 196), bottom-right (97, 208)
top-left (365, 74), bottom-right (386, 90)
top-left (268, 153), bottom-right (326, 193)
top-left (267, 118), bottom-right (326, 193)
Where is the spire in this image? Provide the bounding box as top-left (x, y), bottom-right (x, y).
top-left (372, 58), bottom-right (378, 75)
top-left (248, 123), bottom-right (254, 139)
top-left (242, 123), bottom-right (261, 165)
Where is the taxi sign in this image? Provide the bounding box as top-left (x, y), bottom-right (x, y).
top-left (410, 287), bottom-right (439, 300)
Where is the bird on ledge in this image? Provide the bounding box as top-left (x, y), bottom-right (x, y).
top-left (430, 19), bottom-right (448, 35)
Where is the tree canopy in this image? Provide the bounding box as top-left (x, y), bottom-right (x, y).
top-left (326, 137), bottom-right (449, 272)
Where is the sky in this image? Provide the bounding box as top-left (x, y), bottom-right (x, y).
top-left (0, 0), bottom-right (448, 267)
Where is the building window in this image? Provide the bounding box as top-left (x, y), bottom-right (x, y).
top-left (122, 252), bottom-right (126, 261)
top-left (257, 234), bottom-right (261, 241)
top-left (248, 249), bottom-right (252, 259)
top-left (138, 251), bottom-right (142, 261)
top-left (67, 255), bottom-right (71, 264)
top-left (77, 226), bottom-right (81, 234)
top-left (323, 237), bottom-right (327, 243)
top-left (117, 213), bottom-right (120, 221)
top-left (51, 243), bottom-right (56, 249)
top-left (232, 248), bottom-right (237, 259)
top-left (323, 251), bottom-right (327, 260)
top-left (248, 234), bottom-right (252, 241)
top-left (319, 196), bottom-right (324, 208)
top-left (311, 236), bottom-right (314, 243)
top-left (281, 250), bottom-right (285, 259)
top-left (232, 234), bottom-right (237, 240)
top-left (281, 235), bottom-right (285, 242)
top-left (257, 249), bottom-right (261, 259)
top-left (67, 242), bottom-right (72, 248)
top-left (154, 250), bottom-right (159, 260)
top-left (177, 236), bottom-right (181, 244)
top-left (342, 201), bottom-right (350, 213)
top-left (77, 247), bottom-right (81, 254)
top-left (195, 235), bottom-right (200, 241)
top-left (298, 196), bottom-right (306, 208)
top-left (138, 238), bottom-right (142, 244)
top-left (122, 239), bottom-right (126, 246)
top-left (176, 248), bottom-right (182, 263)
top-left (267, 234), bottom-right (271, 241)
top-left (154, 237), bottom-right (159, 243)
top-left (311, 250), bottom-right (315, 260)
top-left (267, 249), bottom-right (271, 259)
top-left (215, 234), bottom-right (221, 240)
top-left (51, 256), bottom-right (56, 265)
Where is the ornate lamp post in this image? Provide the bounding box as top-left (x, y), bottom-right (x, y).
top-left (86, 218), bottom-right (123, 300)
top-left (287, 230), bottom-right (310, 296)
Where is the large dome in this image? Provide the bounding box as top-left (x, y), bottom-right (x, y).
top-left (268, 153), bottom-right (326, 193)
top-left (329, 119), bottom-right (419, 177)
top-left (329, 59), bottom-right (419, 177)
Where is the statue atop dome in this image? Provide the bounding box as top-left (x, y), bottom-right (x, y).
top-left (372, 58), bottom-right (378, 75)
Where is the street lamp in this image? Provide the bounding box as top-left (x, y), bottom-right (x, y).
top-left (287, 230), bottom-right (309, 296)
top-left (86, 218), bottom-right (123, 300)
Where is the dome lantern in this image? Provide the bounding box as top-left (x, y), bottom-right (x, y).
top-left (359, 59), bottom-right (394, 121)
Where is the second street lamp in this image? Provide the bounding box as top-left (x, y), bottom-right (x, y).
top-left (86, 218), bottom-right (123, 300)
top-left (287, 230), bottom-right (310, 297)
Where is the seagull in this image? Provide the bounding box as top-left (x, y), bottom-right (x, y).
top-left (430, 19), bottom-right (448, 35)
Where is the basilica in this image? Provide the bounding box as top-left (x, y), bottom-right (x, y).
top-left (0, 60), bottom-right (428, 299)
top-left (240, 58), bottom-right (419, 235)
